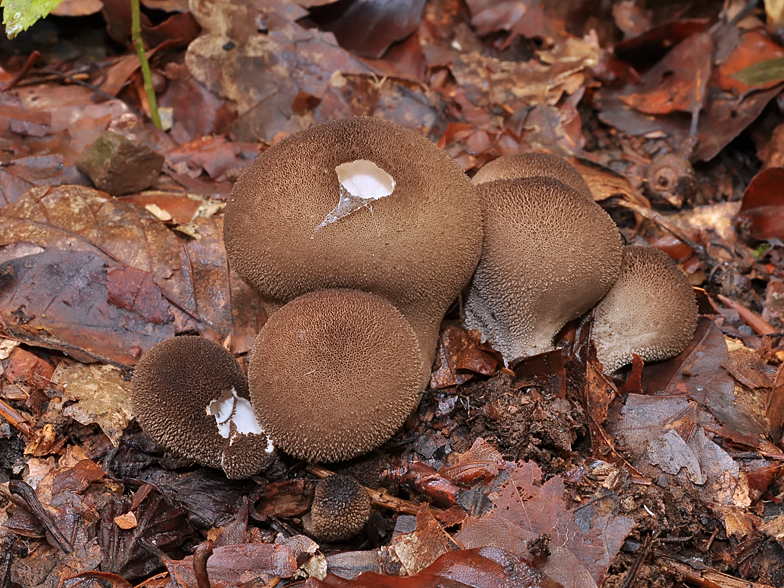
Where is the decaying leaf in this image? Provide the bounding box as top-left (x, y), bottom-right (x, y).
top-left (457, 461), bottom-right (634, 588)
top-left (0, 185), bottom-right (263, 363)
top-left (309, 546), bottom-right (559, 588)
top-left (52, 360), bottom-right (133, 446)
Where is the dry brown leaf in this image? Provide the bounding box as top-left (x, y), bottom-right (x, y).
top-left (53, 360), bottom-right (133, 446)
top-left (0, 185), bottom-right (263, 363)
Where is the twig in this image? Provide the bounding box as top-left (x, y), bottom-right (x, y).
top-left (619, 531), bottom-right (658, 588)
top-left (1, 51), bottom-right (41, 91)
top-left (716, 294), bottom-right (778, 336)
top-left (612, 199), bottom-right (715, 268)
top-left (8, 480), bottom-right (72, 553)
top-left (655, 548), bottom-right (776, 588)
top-left (193, 540), bottom-right (214, 588)
top-left (0, 399), bottom-right (35, 438)
top-left (306, 463), bottom-right (443, 517)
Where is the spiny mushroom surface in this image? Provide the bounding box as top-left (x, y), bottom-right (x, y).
top-left (303, 475), bottom-right (371, 542)
top-left (472, 153), bottom-right (593, 200)
top-left (464, 177), bottom-right (623, 363)
top-left (249, 289), bottom-right (422, 463)
top-left (131, 336), bottom-right (274, 479)
top-left (224, 116), bottom-right (482, 378)
top-left (591, 245), bottom-right (698, 373)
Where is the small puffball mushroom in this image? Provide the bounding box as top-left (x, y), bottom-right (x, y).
top-left (464, 177), bottom-right (623, 363)
top-left (472, 153), bottom-right (593, 200)
top-left (591, 246), bottom-right (698, 373)
top-left (224, 117), bottom-right (483, 380)
top-left (249, 289), bottom-right (422, 463)
top-left (302, 475), bottom-right (371, 542)
top-left (131, 336), bottom-right (274, 479)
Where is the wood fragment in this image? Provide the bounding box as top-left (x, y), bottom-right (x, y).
top-left (717, 294), bottom-right (778, 336)
top-left (1, 50), bottom-right (40, 91)
top-left (0, 398), bottom-right (35, 438)
top-left (655, 550), bottom-right (777, 588)
top-left (8, 480), bottom-right (72, 554)
top-left (193, 540), bottom-right (214, 588)
top-left (612, 199), bottom-right (714, 267)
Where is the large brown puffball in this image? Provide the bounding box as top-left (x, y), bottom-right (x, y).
top-left (131, 337), bottom-right (274, 479)
top-left (248, 289), bottom-right (423, 463)
top-left (224, 117), bottom-right (482, 379)
top-left (464, 177), bottom-right (623, 363)
top-left (591, 246), bottom-right (698, 373)
top-left (472, 152), bottom-right (594, 200)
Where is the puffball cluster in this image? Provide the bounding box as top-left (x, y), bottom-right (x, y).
top-left (131, 118), bottom-right (698, 484)
top-left (132, 117), bottom-right (482, 479)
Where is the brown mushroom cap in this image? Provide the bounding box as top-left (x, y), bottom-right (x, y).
top-left (303, 475), bottom-right (371, 542)
top-left (464, 177), bottom-right (623, 363)
top-left (131, 336), bottom-right (274, 479)
top-left (248, 289), bottom-right (422, 463)
top-left (224, 117), bottom-right (482, 378)
top-left (591, 246), bottom-right (698, 373)
top-left (472, 153), bottom-right (593, 200)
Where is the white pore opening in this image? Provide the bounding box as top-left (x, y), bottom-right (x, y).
top-left (335, 160), bottom-right (395, 200)
top-left (207, 388), bottom-right (263, 440)
top-left (313, 160), bottom-right (396, 235)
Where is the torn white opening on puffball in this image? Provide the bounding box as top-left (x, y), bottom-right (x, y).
top-left (313, 160), bottom-right (395, 235)
top-left (207, 388), bottom-right (263, 441)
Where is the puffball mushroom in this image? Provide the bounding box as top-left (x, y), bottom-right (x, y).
top-left (224, 117), bottom-right (483, 379)
top-left (131, 336), bottom-right (274, 479)
top-left (464, 177), bottom-right (623, 363)
top-left (472, 153), bottom-right (593, 200)
top-left (303, 475), bottom-right (371, 542)
top-left (591, 246), bottom-right (698, 373)
top-left (248, 289), bottom-right (422, 463)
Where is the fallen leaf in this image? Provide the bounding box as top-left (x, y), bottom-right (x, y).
top-left (308, 546), bottom-right (559, 588)
top-left (0, 185), bottom-right (263, 362)
top-left (619, 33), bottom-right (713, 116)
top-left (167, 543), bottom-right (298, 588)
top-left (736, 167), bottom-right (784, 241)
top-left (53, 360), bottom-right (133, 447)
top-left (441, 437), bottom-right (504, 485)
top-left (389, 505), bottom-right (461, 575)
top-left (458, 461), bottom-right (635, 588)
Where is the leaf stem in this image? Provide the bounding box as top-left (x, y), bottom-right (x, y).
top-left (130, 0), bottom-right (162, 129)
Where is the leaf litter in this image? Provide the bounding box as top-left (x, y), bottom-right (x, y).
top-left (2, 0), bottom-right (784, 587)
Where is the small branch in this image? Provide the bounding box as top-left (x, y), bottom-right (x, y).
top-left (8, 481), bottom-right (72, 554)
top-left (0, 399), bottom-right (35, 438)
top-left (193, 540), bottom-right (214, 588)
top-left (716, 294), bottom-right (778, 336)
top-left (1, 50), bottom-right (41, 91)
top-left (306, 463), bottom-right (443, 517)
top-left (611, 199), bottom-right (715, 268)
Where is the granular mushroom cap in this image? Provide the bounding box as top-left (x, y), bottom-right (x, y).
top-left (248, 289), bottom-right (423, 463)
top-left (591, 245), bottom-right (698, 373)
top-left (303, 475), bottom-right (371, 542)
top-left (472, 153), bottom-right (594, 200)
top-left (464, 177), bottom-right (623, 363)
top-left (224, 117), bottom-right (483, 376)
top-left (131, 336), bottom-right (274, 479)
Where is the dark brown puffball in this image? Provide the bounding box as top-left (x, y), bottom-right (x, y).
top-left (303, 475), bottom-right (371, 542)
top-left (131, 336), bottom-right (274, 479)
